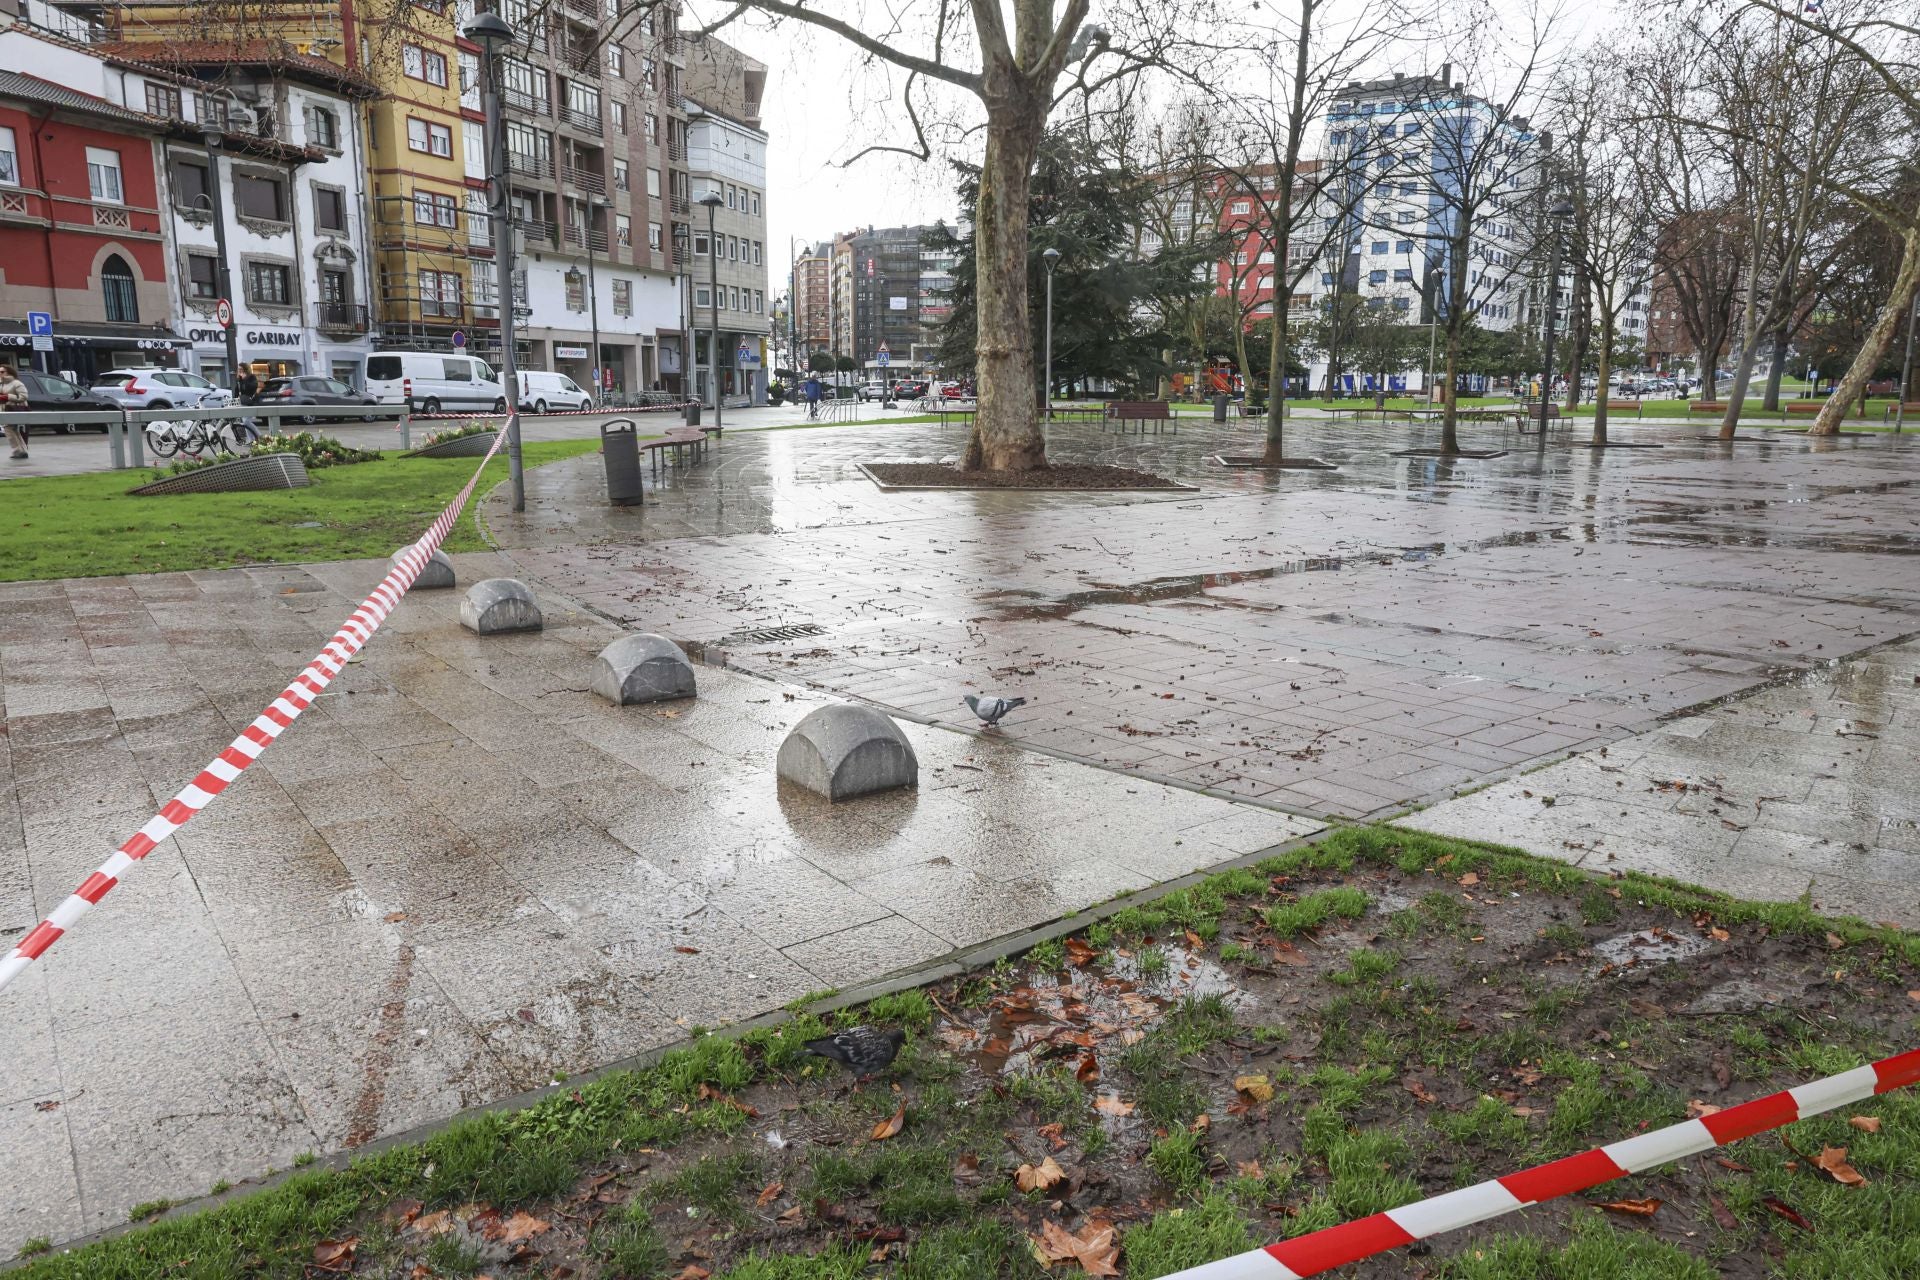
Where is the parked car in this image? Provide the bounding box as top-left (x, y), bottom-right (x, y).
top-left (13, 368), bottom-right (123, 434)
top-left (892, 380), bottom-right (930, 399)
top-left (256, 376), bottom-right (379, 423)
top-left (362, 351), bottom-right (507, 413)
top-left (939, 382), bottom-right (972, 400)
top-left (856, 381), bottom-right (891, 401)
top-left (517, 370), bottom-right (594, 414)
top-left (90, 367), bottom-right (234, 410)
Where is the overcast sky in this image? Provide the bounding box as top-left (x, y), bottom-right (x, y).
top-left (716, 0), bottom-right (1610, 296)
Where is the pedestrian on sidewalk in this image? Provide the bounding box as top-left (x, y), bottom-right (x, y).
top-left (1, 364), bottom-right (29, 459)
top-left (801, 373), bottom-right (824, 420)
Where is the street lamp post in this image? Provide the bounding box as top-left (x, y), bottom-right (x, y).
top-left (1041, 247), bottom-right (1061, 432)
top-left (587, 194), bottom-right (608, 404)
top-left (1897, 292), bottom-right (1919, 434)
top-left (1536, 200), bottom-right (1574, 444)
top-left (463, 11), bottom-right (525, 511)
top-left (700, 189), bottom-right (723, 432)
top-left (200, 130), bottom-right (242, 390)
top-left (672, 222), bottom-right (693, 419)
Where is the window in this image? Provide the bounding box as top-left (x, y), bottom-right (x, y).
top-left (0, 127), bottom-right (16, 185)
top-left (100, 256), bottom-right (139, 321)
top-left (171, 157), bottom-right (209, 209)
top-left (466, 191), bottom-right (491, 246)
top-left (644, 114), bottom-right (658, 144)
top-left (642, 57), bottom-right (657, 90)
top-left (404, 44), bottom-right (448, 86)
top-left (247, 261), bottom-right (292, 305)
top-left (645, 168), bottom-right (661, 197)
top-left (567, 81), bottom-right (601, 118)
top-left (315, 187), bottom-right (347, 232)
top-left (309, 107), bottom-right (339, 149)
top-left (750, 191), bottom-right (760, 216)
top-left (565, 273), bottom-right (584, 310)
top-left (728, 236), bottom-right (738, 261)
top-left (1369, 240), bottom-right (1387, 254)
top-left (612, 279), bottom-right (631, 316)
top-left (1395, 239), bottom-right (1414, 253)
top-left (413, 189), bottom-right (456, 227)
top-left (234, 173), bottom-right (286, 221)
top-left (608, 44), bottom-right (624, 76)
top-left (613, 158), bottom-right (630, 191)
top-left (1396, 210), bottom-right (1415, 223)
top-left (145, 83), bottom-right (182, 118)
top-left (1393, 296), bottom-right (1411, 310)
top-left (86, 147), bottom-right (123, 203)
top-left (1257, 250), bottom-right (1274, 264)
top-left (1368, 269), bottom-right (1387, 284)
top-left (186, 254), bottom-right (219, 299)
top-left (408, 118), bottom-right (452, 157)
top-left (754, 288), bottom-right (763, 313)
top-left (1393, 267), bottom-right (1413, 281)
top-left (441, 358), bottom-right (471, 381)
top-left (611, 101), bottom-right (627, 133)
top-left (648, 221), bottom-right (662, 250)
top-left (726, 184), bottom-right (736, 209)
top-left (319, 268), bottom-right (348, 304)
top-left (1232, 251), bottom-right (1248, 266)
top-left (197, 94), bottom-right (230, 130)
top-left (693, 232), bottom-right (709, 256)
top-left (694, 284), bottom-right (711, 307)
top-left (730, 286), bottom-right (740, 310)
top-left (420, 270), bottom-right (462, 316)
top-left (615, 213), bottom-right (630, 246)
top-left (1402, 121), bottom-right (1421, 136)
top-left (459, 52), bottom-right (481, 110)
top-left (1321, 271), bottom-right (1335, 286)
top-left (752, 240), bottom-right (762, 265)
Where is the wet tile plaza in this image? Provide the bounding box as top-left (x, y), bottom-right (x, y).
top-left (3, 411), bottom-right (1917, 1250)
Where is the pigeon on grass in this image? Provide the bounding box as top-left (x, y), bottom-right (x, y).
top-left (803, 1026), bottom-right (906, 1080)
top-left (963, 694), bottom-right (1026, 728)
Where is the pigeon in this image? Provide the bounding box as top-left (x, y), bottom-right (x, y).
top-left (963, 694), bottom-right (1026, 727)
top-left (803, 1026), bottom-right (906, 1078)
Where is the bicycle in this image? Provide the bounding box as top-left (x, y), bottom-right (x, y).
top-left (144, 417), bottom-right (257, 459)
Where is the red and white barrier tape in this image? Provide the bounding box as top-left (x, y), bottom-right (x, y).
top-left (1166, 1046), bottom-right (1920, 1279)
top-left (0, 420), bottom-right (516, 996)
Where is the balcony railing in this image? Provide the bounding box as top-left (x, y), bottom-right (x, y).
top-left (558, 104), bottom-right (604, 135)
top-left (563, 225), bottom-right (609, 253)
top-left (561, 163), bottom-right (606, 195)
top-left (517, 217), bottom-right (558, 248)
top-left (565, 48), bottom-right (602, 78)
top-left (317, 302), bottom-right (370, 333)
top-left (561, 0), bottom-right (595, 16)
top-left (502, 87), bottom-right (550, 117)
top-left (670, 194), bottom-right (690, 215)
top-left (507, 151), bottom-right (555, 180)
top-left (666, 138), bottom-right (686, 161)
top-left (93, 205), bottom-right (132, 230)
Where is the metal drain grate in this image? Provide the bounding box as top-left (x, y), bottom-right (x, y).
top-left (723, 622), bottom-right (828, 645)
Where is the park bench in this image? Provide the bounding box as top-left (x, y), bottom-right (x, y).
top-left (1103, 400), bottom-right (1176, 434)
top-left (1785, 402), bottom-right (1825, 416)
top-left (641, 429), bottom-right (710, 477)
top-left (1602, 399), bottom-right (1642, 418)
top-left (1883, 402), bottom-right (1920, 423)
top-left (1687, 401), bottom-right (1727, 415)
top-left (1513, 402), bottom-right (1564, 434)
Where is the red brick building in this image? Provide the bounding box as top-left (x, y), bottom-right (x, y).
top-left (0, 67), bottom-right (179, 379)
top-left (1211, 162), bottom-right (1322, 327)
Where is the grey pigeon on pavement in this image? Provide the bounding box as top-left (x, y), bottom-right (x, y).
top-left (803, 1026), bottom-right (906, 1078)
top-left (963, 694), bottom-right (1026, 727)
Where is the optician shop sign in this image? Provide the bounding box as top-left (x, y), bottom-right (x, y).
top-left (188, 327), bottom-right (304, 347)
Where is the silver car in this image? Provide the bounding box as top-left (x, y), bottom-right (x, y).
top-left (90, 368), bottom-right (235, 411)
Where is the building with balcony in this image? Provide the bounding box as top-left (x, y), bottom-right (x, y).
top-left (0, 32), bottom-right (185, 381)
top-left (792, 241), bottom-right (831, 354)
top-left (682, 37), bottom-right (769, 406)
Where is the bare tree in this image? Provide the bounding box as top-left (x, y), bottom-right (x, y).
top-left (681, 0), bottom-right (1214, 471)
top-left (1133, 98), bottom-right (1232, 398)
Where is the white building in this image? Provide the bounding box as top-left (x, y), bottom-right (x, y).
top-left (684, 99), bottom-right (770, 405)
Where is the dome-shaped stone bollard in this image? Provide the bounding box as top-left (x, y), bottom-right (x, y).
top-left (393, 545), bottom-right (456, 590)
top-left (777, 704), bottom-right (918, 802)
top-left (591, 633), bottom-right (697, 705)
top-left (460, 578), bottom-right (543, 635)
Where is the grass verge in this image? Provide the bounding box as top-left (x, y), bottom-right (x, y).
top-left (13, 823), bottom-right (1918, 1277)
top-left (0, 439), bottom-right (599, 583)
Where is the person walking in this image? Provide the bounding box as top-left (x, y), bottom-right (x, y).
top-left (231, 365), bottom-right (262, 446)
top-left (801, 372), bottom-right (824, 421)
top-left (1, 364), bottom-right (29, 459)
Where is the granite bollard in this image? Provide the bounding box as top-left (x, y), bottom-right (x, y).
top-left (394, 545), bottom-right (456, 590)
top-left (777, 704), bottom-right (918, 802)
top-left (460, 578), bottom-right (543, 635)
top-left (591, 633), bottom-right (697, 705)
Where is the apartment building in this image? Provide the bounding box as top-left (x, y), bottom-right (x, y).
top-left (681, 35), bottom-right (769, 405)
top-left (792, 241), bottom-right (831, 354)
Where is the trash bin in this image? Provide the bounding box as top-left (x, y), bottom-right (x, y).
top-left (684, 402), bottom-right (702, 427)
top-left (1213, 394), bottom-right (1229, 423)
top-left (600, 418), bottom-right (644, 506)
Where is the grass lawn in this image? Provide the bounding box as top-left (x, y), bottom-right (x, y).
top-left (0, 440), bottom-right (599, 584)
top-left (17, 825), bottom-right (1918, 1278)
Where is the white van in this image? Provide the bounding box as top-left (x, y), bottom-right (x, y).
top-left (362, 352), bottom-right (506, 413)
top-left (518, 370), bottom-right (595, 414)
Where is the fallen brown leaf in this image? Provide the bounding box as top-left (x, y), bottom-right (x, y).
top-left (1849, 1116), bottom-right (1881, 1134)
top-left (1191, 1113), bottom-right (1211, 1133)
top-left (1813, 1145), bottom-right (1866, 1187)
top-left (410, 1210), bottom-right (455, 1236)
top-left (1183, 929), bottom-right (1205, 951)
top-left (1459, 872), bottom-right (1481, 886)
top-left (1064, 938), bottom-right (1099, 967)
top-left (1037, 1122), bottom-right (1068, 1150)
top-left (953, 1153), bottom-right (983, 1187)
top-left (312, 1237), bottom-right (358, 1270)
top-left (1093, 1095), bottom-right (1135, 1117)
top-left (1908, 990), bottom-right (1920, 1002)
top-left (672, 1267), bottom-right (712, 1280)
top-left (383, 911), bottom-right (406, 923)
top-left (1236, 1159), bottom-right (1264, 1179)
top-left (1268, 941), bottom-right (1311, 967)
top-left (1708, 1193), bottom-right (1738, 1231)
top-left (1403, 1076), bottom-right (1438, 1105)
top-left (1595, 1197), bottom-right (1663, 1217)
top-left (1708, 926), bottom-right (1730, 941)
top-left (755, 1180), bottom-right (783, 1207)
top-left (384, 1198), bottom-right (424, 1227)
top-left (672, 945), bottom-right (700, 955)
top-left (1714, 1156), bottom-right (1752, 1173)
top-left (1826, 932), bottom-right (1847, 950)
top-left (1034, 1219), bottom-right (1121, 1276)
top-left (1016, 1155), bottom-right (1067, 1194)
top-left (1687, 1100), bottom-right (1724, 1119)
top-left (1075, 1053), bottom-right (1100, 1084)
top-left (871, 1102), bottom-right (905, 1142)
top-left (1235, 1074), bottom-right (1275, 1104)
top-left (1763, 1197), bottom-right (1813, 1230)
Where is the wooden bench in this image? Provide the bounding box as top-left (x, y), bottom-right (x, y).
top-left (1884, 402), bottom-right (1920, 423)
top-left (641, 429), bottom-right (709, 476)
top-left (1103, 400), bottom-right (1176, 434)
top-left (1785, 402), bottom-right (1824, 416)
top-left (1687, 401), bottom-right (1726, 415)
top-left (1514, 403), bottom-right (1563, 434)
top-left (1602, 399), bottom-right (1641, 418)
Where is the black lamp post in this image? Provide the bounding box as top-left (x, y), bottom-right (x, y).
top-left (462, 9), bottom-right (524, 510)
top-left (1536, 200), bottom-right (1574, 442)
top-left (199, 130), bottom-right (242, 391)
top-left (700, 189), bottom-right (723, 431)
top-left (1041, 246), bottom-right (1060, 432)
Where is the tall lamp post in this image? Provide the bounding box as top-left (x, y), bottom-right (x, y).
top-left (463, 11), bottom-right (525, 511)
top-left (1535, 200), bottom-right (1574, 443)
top-left (587, 193), bottom-right (608, 403)
top-left (199, 130), bottom-right (242, 390)
top-left (1041, 246), bottom-right (1061, 431)
top-left (672, 222), bottom-right (693, 418)
top-left (700, 189), bottom-right (723, 431)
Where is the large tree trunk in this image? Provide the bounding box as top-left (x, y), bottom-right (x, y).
top-left (1812, 226), bottom-right (1920, 437)
top-left (1762, 328), bottom-right (1788, 409)
top-left (1591, 316), bottom-right (1614, 446)
top-left (963, 105), bottom-right (1046, 472)
top-left (1262, 311), bottom-right (1289, 463)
